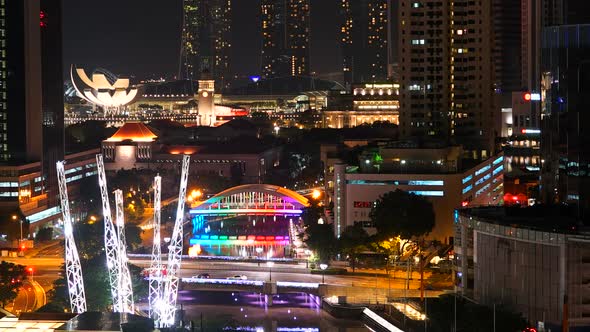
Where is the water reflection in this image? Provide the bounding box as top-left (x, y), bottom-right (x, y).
top-left (178, 291), bottom-right (369, 332)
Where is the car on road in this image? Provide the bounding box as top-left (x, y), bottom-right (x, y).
top-left (227, 275), bottom-right (247, 280)
top-left (194, 273), bottom-right (210, 279)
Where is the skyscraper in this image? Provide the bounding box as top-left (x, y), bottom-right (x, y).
top-left (339, 0), bottom-right (391, 86)
top-left (261, 0), bottom-right (310, 78)
top-left (179, 0), bottom-right (232, 89)
top-left (0, 0), bottom-right (65, 217)
top-left (540, 18), bottom-right (590, 221)
top-left (1, 0), bottom-right (43, 163)
top-left (41, 0), bottom-right (65, 209)
top-left (398, 0), bottom-right (498, 159)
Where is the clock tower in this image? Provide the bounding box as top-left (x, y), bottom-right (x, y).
top-left (197, 71), bottom-right (215, 126)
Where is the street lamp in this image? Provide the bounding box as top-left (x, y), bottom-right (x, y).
top-left (267, 261), bottom-right (274, 282)
top-left (311, 189), bottom-right (321, 200)
top-left (319, 263), bottom-right (328, 284)
top-left (12, 215), bottom-right (23, 243)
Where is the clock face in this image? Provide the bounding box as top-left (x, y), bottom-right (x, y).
top-left (202, 91), bottom-right (209, 98)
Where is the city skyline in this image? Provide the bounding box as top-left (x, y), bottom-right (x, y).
top-left (63, 0), bottom-right (341, 82)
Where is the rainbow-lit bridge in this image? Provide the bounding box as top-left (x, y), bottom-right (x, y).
top-left (188, 184), bottom-right (310, 257)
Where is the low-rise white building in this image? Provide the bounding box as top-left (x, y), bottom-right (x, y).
top-left (329, 144), bottom-right (503, 242)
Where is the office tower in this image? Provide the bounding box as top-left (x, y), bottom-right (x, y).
top-left (0, 0), bottom-right (43, 163)
top-left (179, 0), bottom-right (232, 89)
top-left (41, 0), bottom-right (65, 209)
top-left (339, 0), bottom-right (391, 85)
top-left (540, 25), bottom-right (590, 221)
top-left (261, 0), bottom-right (310, 78)
top-left (0, 0), bottom-right (66, 216)
top-left (398, 0), bottom-right (498, 159)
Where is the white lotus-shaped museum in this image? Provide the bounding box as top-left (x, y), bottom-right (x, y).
top-left (70, 65), bottom-right (138, 111)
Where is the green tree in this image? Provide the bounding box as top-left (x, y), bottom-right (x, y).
top-left (338, 224), bottom-right (369, 272)
top-left (36, 227), bottom-right (54, 242)
top-left (75, 220), bottom-right (104, 260)
top-left (47, 255), bottom-right (148, 311)
top-left (124, 223), bottom-right (143, 251)
top-left (369, 189), bottom-right (435, 240)
top-left (301, 203), bottom-right (323, 227)
top-left (302, 223), bottom-right (337, 263)
top-left (0, 261), bottom-right (27, 308)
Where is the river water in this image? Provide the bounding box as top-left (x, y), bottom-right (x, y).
top-left (177, 290), bottom-right (371, 331)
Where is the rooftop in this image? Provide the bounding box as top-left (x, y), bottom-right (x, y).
top-left (107, 122), bottom-right (158, 142)
top-left (458, 205), bottom-right (585, 233)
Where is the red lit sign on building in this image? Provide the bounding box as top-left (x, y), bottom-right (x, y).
top-left (353, 201), bottom-right (372, 208)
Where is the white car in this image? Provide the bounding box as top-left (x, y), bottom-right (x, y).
top-left (227, 275), bottom-right (248, 280)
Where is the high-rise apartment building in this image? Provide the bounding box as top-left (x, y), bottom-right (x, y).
top-left (179, 0), bottom-right (232, 89)
top-left (261, 0), bottom-right (310, 78)
top-left (398, 0), bottom-right (498, 159)
top-left (339, 0), bottom-right (391, 86)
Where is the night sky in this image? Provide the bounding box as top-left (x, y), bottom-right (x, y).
top-left (63, 0), bottom-right (341, 81)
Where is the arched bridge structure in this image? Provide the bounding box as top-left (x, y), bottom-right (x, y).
top-left (188, 184), bottom-right (310, 257)
top-left (189, 184), bottom-right (310, 216)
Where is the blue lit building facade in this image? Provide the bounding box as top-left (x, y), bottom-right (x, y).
top-left (541, 24), bottom-right (590, 222)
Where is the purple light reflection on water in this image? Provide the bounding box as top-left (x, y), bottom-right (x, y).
top-left (179, 290), bottom-right (369, 331)
top-left (178, 290), bottom-right (321, 310)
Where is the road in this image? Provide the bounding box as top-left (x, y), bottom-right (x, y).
top-left (8, 256), bottom-right (432, 293)
top-left (1, 257), bottom-right (61, 313)
top-left (129, 258), bottom-right (427, 290)
top-left (0, 255), bottom-right (446, 314)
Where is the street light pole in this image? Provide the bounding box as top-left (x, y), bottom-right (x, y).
top-left (319, 263), bottom-right (328, 284)
top-left (267, 261), bottom-right (274, 282)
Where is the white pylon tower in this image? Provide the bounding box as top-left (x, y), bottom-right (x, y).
top-left (56, 161), bottom-right (87, 313)
top-left (96, 154), bottom-right (124, 312)
top-left (149, 176), bottom-right (163, 321)
top-left (114, 189), bottom-right (135, 313)
top-left (160, 155), bottom-right (190, 326)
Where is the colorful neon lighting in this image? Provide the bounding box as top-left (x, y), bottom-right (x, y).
top-left (190, 208), bottom-right (303, 215)
top-left (189, 238), bottom-right (290, 246)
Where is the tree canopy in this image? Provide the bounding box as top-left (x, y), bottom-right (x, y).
top-left (47, 218), bottom-right (148, 311)
top-left (0, 261), bottom-right (27, 308)
top-left (302, 223), bottom-right (337, 263)
top-left (369, 189), bottom-right (435, 240)
top-left (338, 224), bottom-right (369, 271)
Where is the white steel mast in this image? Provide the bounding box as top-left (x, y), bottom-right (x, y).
top-left (114, 189), bottom-right (135, 313)
top-left (161, 155), bottom-right (190, 326)
top-left (149, 176), bottom-right (163, 321)
top-left (56, 161), bottom-right (87, 313)
top-left (96, 154), bottom-right (123, 312)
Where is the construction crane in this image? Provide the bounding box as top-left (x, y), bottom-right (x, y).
top-left (148, 175), bottom-right (163, 321)
top-left (114, 189), bottom-right (135, 313)
top-left (96, 154), bottom-right (123, 312)
top-left (160, 155), bottom-right (190, 326)
top-left (56, 161), bottom-right (87, 313)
